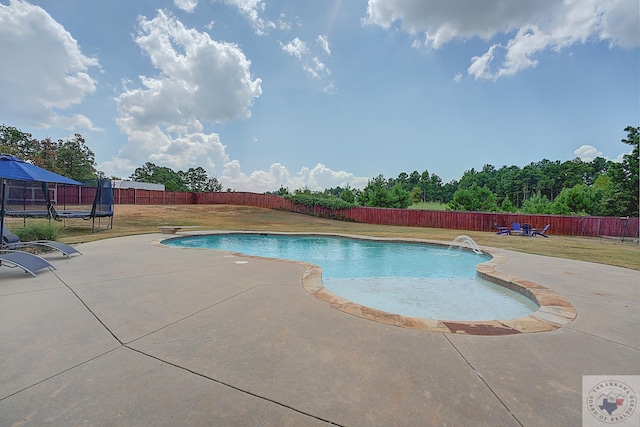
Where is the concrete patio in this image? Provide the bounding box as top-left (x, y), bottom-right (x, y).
top-left (1, 233), bottom-right (638, 426)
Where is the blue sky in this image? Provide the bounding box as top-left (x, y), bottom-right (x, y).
top-left (1, 0), bottom-right (638, 192)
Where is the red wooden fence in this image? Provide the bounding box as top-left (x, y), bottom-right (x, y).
top-left (53, 187), bottom-right (639, 238)
top-left (195, 192), bottom-right (639, 238)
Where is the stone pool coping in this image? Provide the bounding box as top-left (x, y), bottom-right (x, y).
top-left (161, 231), bottom-right (577, 336)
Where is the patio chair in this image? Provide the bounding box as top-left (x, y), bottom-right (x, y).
top-left (2, 229), bottom-right (81, 258)
top-left (511, 222), bottom-right (523, 235)
top-left (494, 222), bottom-right (510, 235)
top-left (532, 224), bottom-right (551, 238)
top-left (0, 250), bottom-right (56, 277)
top-left (521, 223), bottom-right (532, 237)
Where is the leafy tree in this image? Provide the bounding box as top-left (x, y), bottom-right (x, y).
top-left (427, 173), bottom-right (445, 202)
top-left (410, 186), bottom-right (422, 204)
top-left (441, 180), bottom-right (458, 203)
top-left (179, 167), bottom-right (216, 192)
top-left (448, 184), bottom-right (498, 212)
top-left (389, 182), bottom-right (411, 208)
top-left (521, 192), bottom-right (553, 214)
top-left (36, 137), bottom-right (59, 172)
top-left (294, 186), bottom-right (312, 195)
top-left (604, 126), bottom-right (639, 217)
top-left (494, 165), bottom-right (522, 206)
top-left (206, 176), bottom-right (223, 192)
top-left (0, 124), bottom-right (40, 161)
top-left (591, 175), bottom-right (616, 216)
top-left (323, 185), bottom-right (359, 201)
top-left (357, 175), bottom-right (409, 208)
top-left (358, 175), bottom-right (392, 207)
top-left (407, 171), bottom-right (421, 188)
top-left (131, 162), bottom-right (188, 191)
top-left (270, 186), bottom-right (290, 196)
top-left (583, 157), bottom-right (611, 186)
top-left (54, 134), bottom-right (97, 181)
top-left (560, 158), bottom-right (588, 188)
top-left (500, 195), bottom-right (516, 213)
top-left (130, 162), bottom-right (157, 182)
top-left (518, 163), bottom-right (544, 202)
top-left (392, 172), bottom-right (409, 190)
top-left (339, 186), bottom-right (356, 203)
top-left (551, 184), bottom-right (595, 215)
top-left (457, 167), bottom-right (479, 190)
top-left (535, 159), bottom-right (562, 200)
top-left (155, 167), bottom-right (188, 192)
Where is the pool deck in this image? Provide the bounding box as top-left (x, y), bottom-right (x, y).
top-left (0, 233), bottom-right (638, 426)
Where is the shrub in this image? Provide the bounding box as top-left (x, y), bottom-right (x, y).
top-left (285, 193), bottom-right (356, 210)
top-left (448, 184), bottom-right (498, 212)
top-left (12, 222), bottom-right (61, 241)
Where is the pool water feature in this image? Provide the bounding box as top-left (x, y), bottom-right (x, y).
top-left (449, 234), bottom-right (483, 254)
top-left (164, 233), bottom-right (538, 322)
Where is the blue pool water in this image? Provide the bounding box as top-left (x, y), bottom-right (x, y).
top-left (164, 234), bottom-right (538, 321)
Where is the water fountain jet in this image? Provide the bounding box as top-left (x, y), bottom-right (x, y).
top-left (449, 235), bottom-right (483, 255)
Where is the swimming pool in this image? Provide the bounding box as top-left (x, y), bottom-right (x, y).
top-left (163, 233), bottom-right (538, 321)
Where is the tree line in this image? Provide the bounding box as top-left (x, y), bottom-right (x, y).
top-left (0, 125), bottom-right (223, 192)
top-left (2, 123), bottom-right (638, 217)
top-left (129, 162), bottom-right (223, 192)
top-left (1, 125), bottom-right (97, 182)
top-left (275, 126), bottom-right (639, 218)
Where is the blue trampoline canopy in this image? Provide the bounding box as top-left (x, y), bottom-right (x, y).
top-left (0, 155), bottom-right (83, 185)
top-left (1, 155), bottom-right (84, 245)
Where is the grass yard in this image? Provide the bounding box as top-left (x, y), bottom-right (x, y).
top-left (4, 204), bottom-right (639, 271)
top-left (407, 201), bottom-right (449, 210)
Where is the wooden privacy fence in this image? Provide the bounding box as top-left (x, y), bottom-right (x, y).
top-left (337, 207), bottom-right (639, 238)
top-left (194, 192), bottom-right (639, 239)
top-left (55, 186), bottom-right (193, 206)
top-left (112, 188), bottom-right (193, 205)
top-left (55, 188), bottom-right (639, 238)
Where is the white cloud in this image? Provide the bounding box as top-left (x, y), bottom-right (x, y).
top-left (102, 10), bottom-right (261, 178)
top-left (318, 34), bottom-right (331, 55)
top-left (49, 113), bottom-right (100, 131)
top-left (366, 0), bottom-right (640, 80)
top-left (323, 81), bottom-right (337, 94)
top-left (277, 14), bottom-right (292, 31)
top-left (100, 127), bottom-right (230, 180)
top-left (221, 161), bottom-right (369, 193)
top-left (613, 151), bottom-right (631, 163)
top-left (215, 0), bottom-right (275, 34)
top-left (598, 0), bottom-right (640, 48)
top-left (280, 37), bottom-right (308, 59)
top-left (281, 36), bottom-right (334, 86)
top-left (574, 145), bottom-right (603, 162)
top-left (468, 45), bottom-right (498, 80)
top-left (0, 0), bottom-right (99, 130)
top-left (174, 0), bottom-right (198, 13)
top-left (100, 9), bottom-right (351, 191)
top-left (574, 144), bottom-right (631, 164)
top-left (124, 11), bottom-right (261, 120)
top-left (304, 57), bottom-right (331, 79)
